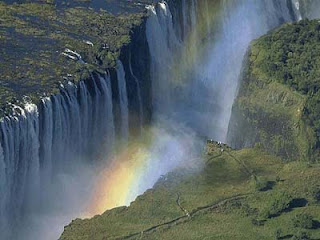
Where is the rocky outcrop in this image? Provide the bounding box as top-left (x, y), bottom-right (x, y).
top-left (227, 31), bottom-right (317, 161)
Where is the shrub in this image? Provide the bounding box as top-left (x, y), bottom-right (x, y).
top-left (259, 192), bottom-right (293, 219)
top-left (251, 19), bottom-right (320, 154)
top-left (251, 218), bottom-right (265, 226)
top-left (242, 203), bottom-right (258, 217)
top-left (292, 230), bottom-right (310, 240)
top-left (274, 228), bottom-right (282, 240)
top-left (251, 175), bottom-right (269, 191)
top-left (292, 213), bottom-right (314, 229)
top-left (311, 189), bottom-right (320, 202)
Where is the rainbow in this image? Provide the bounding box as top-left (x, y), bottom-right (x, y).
top-left (83, 1), bottom-right (213, 217)
top-left (86, 142), bottom-right (150, 216)
top-left (83, 0), bottom-right (306, 218)
top-left (84, 122), bottom-right (198, 217)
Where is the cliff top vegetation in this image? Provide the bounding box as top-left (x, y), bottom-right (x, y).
top-left (248, 19), bottom-right (320, 157)
top-left (0, 0), bottom-right (153, 112)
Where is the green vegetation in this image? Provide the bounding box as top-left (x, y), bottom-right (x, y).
top-left (60, 143), bottom-right (320, 240)
top-left (259, 191), bottom-right (292, 219)
top-left (292, 231), bottom-right (311, 240)
top-left (228, 19), bottom-right (320, 161)
top-left (248, 19), bottom-right (320, 158)
top-left (251, 175), bottom-right (269, 191)
top-left (0, 0), bottom-right (152, 112)
top-left (292, 213), bottom-right (314, 229)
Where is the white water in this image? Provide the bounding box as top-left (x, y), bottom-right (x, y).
top-left (0, 103), bottom-right (41, 239)
top-left (292, 0), bottom-right (303, 20)
top-left (99, 73), bottom-right (116, 157)
top-left (1, 0), bottom-right (320, 239)
top-left (0, 74), bottom-right (118, 240)
top-left (129, 52), bottom-right (144, 129)
top-left (147, 0), bottom-right (301, 143)
top-left (116, 60), bottom-right (129, 145)
top-left (140, 0), bottom-right (318, 214)
top-left (294, 0), bottom-right (320, 19)
top-left (146, 2), bottom-right (181, 115)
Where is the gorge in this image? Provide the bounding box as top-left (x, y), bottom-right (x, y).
top-left (1, 0), bottom-right (320, 239)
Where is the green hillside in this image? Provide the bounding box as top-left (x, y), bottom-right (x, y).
top-left (60, 142), bottom-right (320, 240)
top-left (61, 19), bottom-right (320, 240)
top-left (228, 19), bottom-right (320, 161)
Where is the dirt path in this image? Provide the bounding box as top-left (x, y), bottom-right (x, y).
top-left (225, 150), bottom-right (252, 175)
top-left (176, 193), bottom-right (191, 217)
top-left (116, 193), bottom-right (251, 240)
top-left (115, 148), bottom-right (254, 240)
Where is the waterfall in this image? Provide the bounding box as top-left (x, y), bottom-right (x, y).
top-left (0, 73), bottom-right (117, 239)
top-left (0, 141), bottom-right (6, 236)
top-left (146, 0), bottom-right (305, 142)
top-left (2, 0), bottom-right (320, 239)
top-left (292, 0), bottom-right (303, 20)
top-left (98, 73), bottom-right (115, 157)
top-left (0, 103), bottom-right (40, 239)
top-left (181, 0), bottom-right (188, 39)
top-left (116, 60), bottom-right (129, 144)
top-left (129, 52), bottom-right (144, 129)
top-left (146, 2), bottom-right (181, 116)
top-left (40, 98), bottom-right (53, 188)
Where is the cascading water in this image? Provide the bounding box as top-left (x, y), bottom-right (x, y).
top-left (129, 52), bottom-right (144, 129)
top-left (292, 0), bottom-right (303, 20)
top-left (0, 103), bottom-right (41, 239)
top-left (1, 0), bottom-right (320, 239)
top-left (146, 0), bottom-right (314, 143)
top-left (0, 73), bottom-right (119, 239)
top-left (293, 0), bottom-right (320, 19)
top-left (116, 60), bottom-right (129, 144)
top-left (146, 2), bottom-right (181, 115)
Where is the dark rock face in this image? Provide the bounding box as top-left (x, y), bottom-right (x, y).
top-left (0, 1), bottom-right (152, 114)
top-left (119, 20), bottom-right (152, 137)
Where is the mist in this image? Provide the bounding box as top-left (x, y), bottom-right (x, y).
top-left (12, 160), bottom-right (97, 240)
top-left (0, 1), bottom-right (313, 239)
top-left (86, 118), bottom-right (204, 216)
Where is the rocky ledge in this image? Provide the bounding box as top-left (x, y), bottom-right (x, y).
top-left (0, 0), bottom-right (154, 113)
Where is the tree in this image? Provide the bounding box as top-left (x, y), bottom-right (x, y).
top-left (292, 213), bottom-right (314, 229)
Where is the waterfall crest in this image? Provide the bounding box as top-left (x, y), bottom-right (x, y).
top-left (0, 73), bottom-right (119, 239)
top-left (146, 0), bottom-right (311, 142)
top-left (1, 0), bottom-right (320, 239)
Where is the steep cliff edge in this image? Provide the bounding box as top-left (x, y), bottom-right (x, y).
top-left (228, 19), bottom-right (320, 161)
top-left (0, 2), bottom-right (153, 238)
top-left (0, 1), bottom-right (152, 113)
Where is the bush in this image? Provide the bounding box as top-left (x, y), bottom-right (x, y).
top-left (241, 203), bottom-right (258, 217)
top-left (259, 192), bottom-right (293, 219)
top-left (251, 175), bottom-right (269, 191)
top-left (292, 230), bottom-right (310, 240)
top-left (311, 189), bottom-right (320, 202)
top-left (274, 228), bottom-right (282, 240)
top-left (251, 19), bottom-right (320, 153)
top-left (251, 218), bottom-right (265, 226)
top-left (292, 213), bottom-right (314, 229)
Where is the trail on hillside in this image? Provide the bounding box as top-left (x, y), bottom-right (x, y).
top-left (116, 193), bottom-right (252, 240)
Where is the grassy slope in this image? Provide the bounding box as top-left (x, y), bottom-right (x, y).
top-left (60, 143), bottom-right (320, 240)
